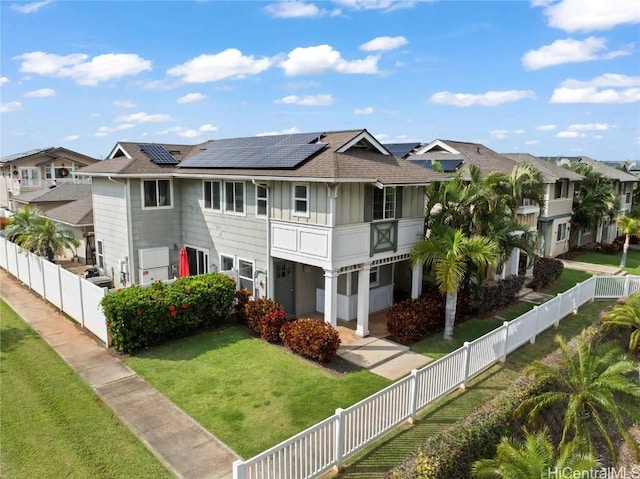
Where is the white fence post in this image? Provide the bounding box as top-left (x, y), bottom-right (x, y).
top-left (334, 408), bottom-right (345, 471)
top-left (408, 369), bottom-right (419, 424)
top-left (624, 276), bottom-right (630, 297)
top-left (461, 341), bottom-right (471, 389)
top-left (232, 460), bottom-right (245, 479)
top-left (530, 305), bottom-right (539, 344)
top-left (57, 264), bottom-right (64, 311)
top-left (78, 275), bottom-right (85, 328)
top-left (40, 256), bottom-right (47, 298)
top-left (500, 321), bottom-right (509, 362)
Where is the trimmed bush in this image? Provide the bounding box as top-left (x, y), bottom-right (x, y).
top-left (100, 273), bottom-right (236, 353)
top-left (530, 257), bottom-right (563, 290)
top-left (473, 275), bottom-right (525, 316)
top-left (243, 297), bottom-right (282, 335)
top-left (260, 306), bottom-right (288, 343)
top-left (280, 318), bottom-right (341, 363)
top-left (234, 288), bottom-right (251, 324)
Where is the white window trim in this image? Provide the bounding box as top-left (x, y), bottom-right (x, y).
top-left (369, 266), bottom-right (380, 286)
top-left (237, 258), bottom-right (255, 296)
top-left (293, 183), bottom-right (309, 217)
top-left (141, 179), bottom-right (173, 210)
top-left (373, 186), bottom-right (396, 221)
top-left (256, 184), bottom-right (268, 218)
top-left (556, 222), bottom-right (568, 242)
top-left (96, 239), bottom-right (105, 270)
top-left (203, 180), bottom-right (222, 212)
top-left (19, 167), bottom-right (41, 188)
top-left (184, 244), bottom-right (210, 275)
top-left (219, 254), bottom-right (235, 275)
top-left (224, 181), bottom-right (246, 216)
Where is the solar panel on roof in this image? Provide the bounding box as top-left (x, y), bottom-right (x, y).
top-left (140, 144), bottom-right (179, 164)
top-left (410, 159), bottom-right (463, 172)
top-left (384, 143), bottom-right (421, 158)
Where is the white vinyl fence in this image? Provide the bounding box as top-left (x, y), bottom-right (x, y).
top-left (0, 237), bottom-right (109, 345)
top-left (233, 274), bottom-right (640, 479)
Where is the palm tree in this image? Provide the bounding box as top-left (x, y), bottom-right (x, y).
top-left (601, 291), bottom-right (640, 353)
top-left (471, 428), bottom-right (597, 479)
top-left (13, 216), bottom-right (79, 262)
top-left (4, 206), bottom-right (41, 243)
top-left (617, 215), bottom-right (640, 268)
top-left (411, 225), bottom-right (498, 340)
top-left (516, 333), bottom-right (640, 463)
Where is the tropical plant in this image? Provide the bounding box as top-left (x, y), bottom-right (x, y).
top-left (471, 428), bottom-right (597, 479)
top-left (601, 291), bottom-right (640, 353)
top-left (516, 333), bottom-right (640, 463)
top-left (616, 215), bottom-right (640, 267)
top-left (411, 225), bottom-right (498, 340)
top-left (4, 206), bottom-right (41, 243)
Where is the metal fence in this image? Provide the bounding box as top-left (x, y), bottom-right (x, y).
top-left (233, 274), bottom-right (640, 479)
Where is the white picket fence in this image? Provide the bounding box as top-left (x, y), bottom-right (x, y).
top-left (233, 274), bottom-right (640, 479)
top-left (0, 237), bottom-right (109, 345)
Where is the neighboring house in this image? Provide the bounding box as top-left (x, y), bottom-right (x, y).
top-left (77, 130), bottom-right (447, 336)
top-left (0, 147), bottom-right (99, 210)
top-left (542, 156), bottom-right (638, 243)
top-left (503, 153), bottom-right (584, 258)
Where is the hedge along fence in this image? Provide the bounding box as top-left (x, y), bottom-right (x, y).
top-left (101, 273), bottom-right (236, 353)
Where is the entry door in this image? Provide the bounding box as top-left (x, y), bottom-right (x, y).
top-left (274, 261), bottom-right (295, 317)
top-left (186, 247), bottom-right (209, 276)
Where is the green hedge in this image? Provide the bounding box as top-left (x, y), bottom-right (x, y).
top-left (530, 257), bottom-right (563, 290)
top-left (101, 273), bottom-right (236, 352)
top-left (473, 275), bottom-right (525, 316)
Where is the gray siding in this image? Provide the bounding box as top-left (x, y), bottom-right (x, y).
top-left (271, 181), bottom-right (329, 225)
top-left (336, 183), bottom-right (364, 225)
top-left (92, 178), bottom-right (128, 282)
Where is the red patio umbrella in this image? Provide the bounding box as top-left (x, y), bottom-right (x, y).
top-left (178, 247), bottom-right (190, 277)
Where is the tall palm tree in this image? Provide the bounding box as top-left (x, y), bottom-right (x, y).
top-left (471, 428), bottom-right (597, 479)
top-left (14, 217), bottom-right (79, 262)
top-left (617, 215), bottom-right (640, 268)
top-left (601, 291), bottom-right (640, 353)
top-left (516, 333), bottom-right (640, 463)
top-left (4, 206), bottom-right (41, 243)
top-left (411, 225), bottom-right (498, 340)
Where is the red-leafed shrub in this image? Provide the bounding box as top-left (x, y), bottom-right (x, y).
top-left (530, 257), bottom-right (564, 290)
top-left (260, 306), bottom-right (288, 343)
top-left (474, 275), bottom-right (525, 316)
top-left (234, 288), bottom-right (252, 324)
top-left (280, 318), bottom-right (341, 363)
top-left (244, 297), bottom-right (282, 334)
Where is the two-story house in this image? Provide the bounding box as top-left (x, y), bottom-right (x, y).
top-left (77, 130), bottom-right (447, 337)
top-left (0, 147), bottom-right (98, 211)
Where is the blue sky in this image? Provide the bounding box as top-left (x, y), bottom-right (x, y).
top-left (1, 0), bottom-right (639, 162)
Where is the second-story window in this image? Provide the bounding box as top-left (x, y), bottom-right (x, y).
top-left (204, 181), bottom-right (221, 210)
top-left (625, 186), bottom-right (632, 204)
top-left (554, 181), bottom-right (568, 199)
top-left (225, 181), bottom-right (245, 214)
top-left (143, 179), bottom-right (172, 208)
top-left (19, 168), bottom-right (41, 188)
top-left (373, 187), bottom-right (396, 220)
top-left (293, 184), bottom-right (308, 216)
top-left (256, 184), bottom-right (268, 217)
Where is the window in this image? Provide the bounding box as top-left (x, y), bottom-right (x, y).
top-left (521, 198), bottom-right (532, 207)
top-left (96, 240), bottom-right (105, 269)
top-left (204, 181), bottom-right (221, 210)
top-left (224, 181), bottom-right (244, 214)
top-left (45, 166), bottom-right (74, 180)
top-left (19, 168), bottom-right (40, 187)
top-left (625, 187), bottom-right (632, 204)
top-left (186, 246), bottom-right (209, 275)
top-left (142, 179), bottom-right (172, 208)
top-left (238, 259), bottom-right (254, 294)
top-left (373, 187), bottom-right (396, 220)
top-left (369, 266), bottom-right (379, 286)
top-left (293, 184), bottom-right (308, 216)
top-left (220, 254), bottom-right (234, 273)
top-left (256, 184), bottom-right (268, 217)
top-left (554, 181), bottom-right (568, 199)
top-left (557, 223), bottom-right (568, 241)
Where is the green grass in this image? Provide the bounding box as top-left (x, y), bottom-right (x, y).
top-left (335, 300), bottom-right (615, 478)
top-left (545, 268), bottom-right (592, 294)
top-left (124, 327), bottom-right (391, 458)
top-left (574, 248), bottom-right (640, 275)
top-left (0, 300), bottom-right (172, 479)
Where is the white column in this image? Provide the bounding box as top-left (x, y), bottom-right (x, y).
top-left (324, 269), bottom-right (339, 327)
top-left (510, 247), bottom-right (519, 276)
top-left (356, 264), bottom-right (370, 337)
top-left (411, 263), bottom-right (423, 299)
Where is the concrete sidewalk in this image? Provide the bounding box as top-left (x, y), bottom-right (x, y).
top-left (0, 270), bottom-right (238, 479)
top-left (559, 258), bottom-right (625, 276)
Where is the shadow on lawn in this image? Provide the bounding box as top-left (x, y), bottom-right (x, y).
top-left (0, 324), bottom-right (39, 354)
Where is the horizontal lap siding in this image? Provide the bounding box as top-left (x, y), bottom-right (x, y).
top-left (92, 179), bottom-right (129, 277)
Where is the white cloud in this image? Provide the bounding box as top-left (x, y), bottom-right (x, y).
top-left (354, 106), bottom-right (374, 115)
top-left (537, 0), bottom-right (640, 32)
top-left (279, 45), bottom-right (379, 75)
top-left (11, 0), bottom-right (52, 13)
top-left (15, 51), bottom-right (152, 85)
top-left (525, 140), bottom-right (540, 145)
top-left (167, 49), bottom-right (272, 83)
top-left (593, 135), bottom-right (604, 140)
top-left (333, 0), bottom-right (421, 12)
top-left (199, 124), bottom-right (218, 132)
top-left (114, 100), bottom-right (136, 108)
top-left (24, 88), bottom-right (55, 98)
top-left (360, 36), bottom-right (408, 52)
top-left (550, 74), bottom-right (640, 103)
top-left (257, 127), bottom-right (301, 136)
top-left (513, 129), bottom-right (526, 134)
top-left (0, 77), bottom-right (9, 86)
top-left (557, 131), bottom-right (586, 138)
top-left (568, 123), bottom-right (612, 131)
top-left (177, 92), bottom-right (207, 104)
top-left (115, 112), bottom-right (172, 123)
top-left (536, 124), bottom-right (557, 131)
top-left (490, 130), bottom-right (509, 139)
top-left (1, 101), bottom-right (22, 113)
top-left (64, 135), bottom-right (80, 141)
top-left (429, 89), bottom-right (536, 107)
top-left (264, 1), bottom-right (324, 18)
top-left (93, 123), bottom-right (136, 137)
top-left (177, 129), bottom-right (200, 138)
top-left (276, 94), bottom-right (334, 106)
top-left (521, 37), bottom-right (629, 70)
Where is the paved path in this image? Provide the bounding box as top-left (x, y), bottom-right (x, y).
top-left (559, 258), bottom-right (625, 275)
top-left (0, 270), bottom-right (239, 479)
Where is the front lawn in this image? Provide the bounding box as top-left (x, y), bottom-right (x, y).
top-left (574, 248), bottom-right (640, 275)
top-left (124, 327), bottom-right (391, 458)
top-left (0, 301), bottom-right (172, 479)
